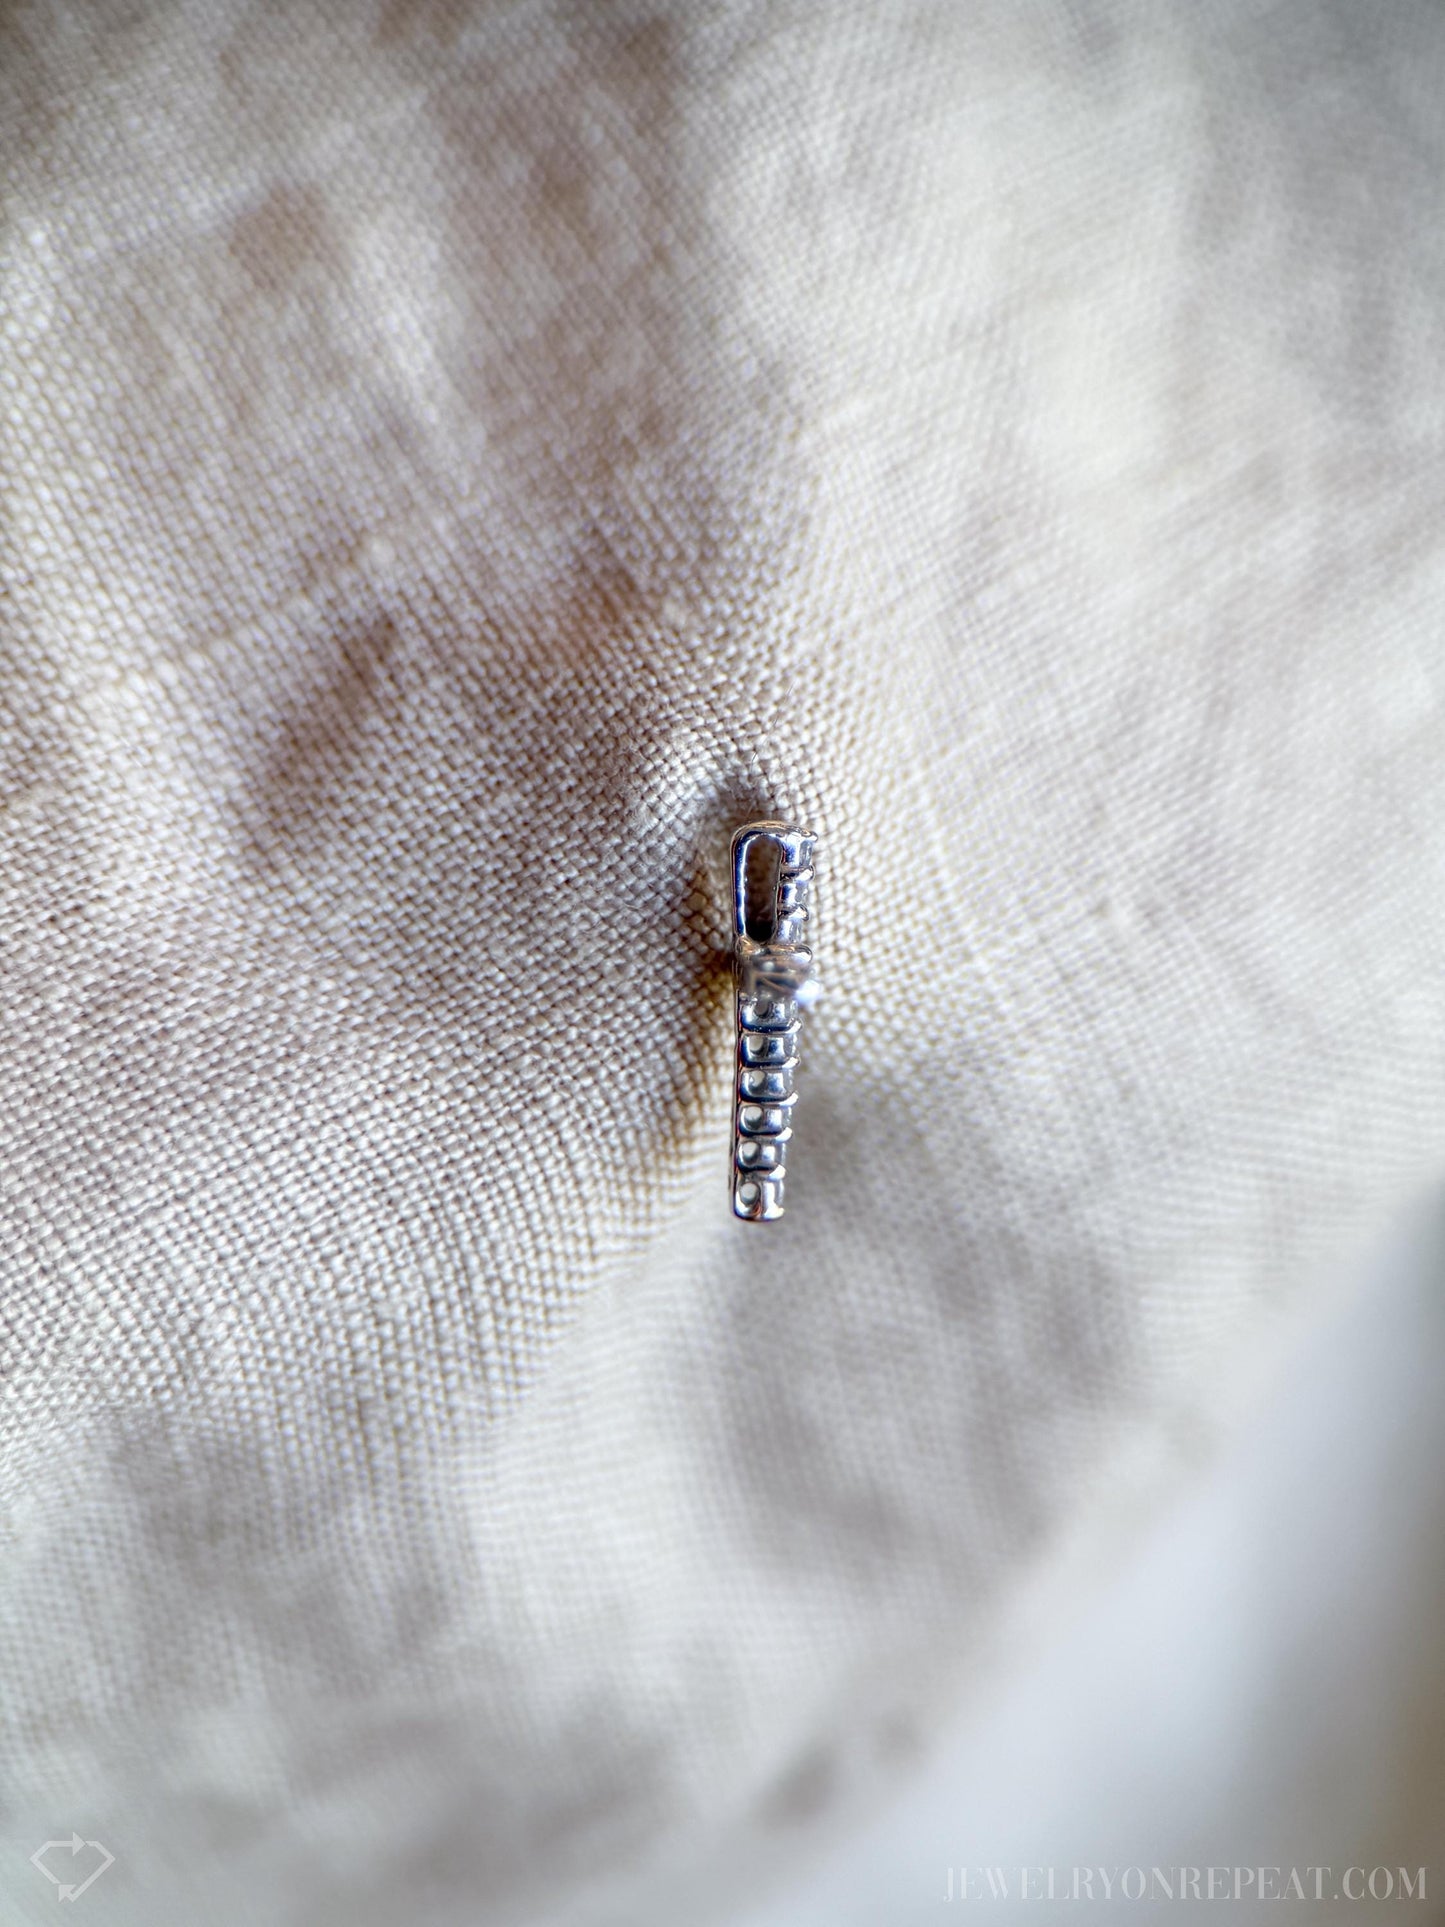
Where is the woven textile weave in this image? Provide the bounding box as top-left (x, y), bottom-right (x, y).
top-left (3, 4), bottom-right (1445, 1920)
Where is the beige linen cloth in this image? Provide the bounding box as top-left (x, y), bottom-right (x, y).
top-left (3, 4), bottom-right (1445, 1922)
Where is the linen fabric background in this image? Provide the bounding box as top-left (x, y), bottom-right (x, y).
top-left (2, 3), bottom-right (1444, 1921)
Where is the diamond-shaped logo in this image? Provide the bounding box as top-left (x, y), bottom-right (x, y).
top-left (30, 1833), bottom-right (115, 1902)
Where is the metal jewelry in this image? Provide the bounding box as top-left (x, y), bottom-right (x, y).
top-left (729, 820), bottom-right (820, 1221)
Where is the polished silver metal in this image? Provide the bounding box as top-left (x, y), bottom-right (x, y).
top-left (730, 820), bottom-right (820, 1222)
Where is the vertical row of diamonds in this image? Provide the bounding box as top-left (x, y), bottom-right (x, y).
top-left (732, 835), bottom-right (816, 1221)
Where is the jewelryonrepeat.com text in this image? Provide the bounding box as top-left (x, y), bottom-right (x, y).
top-left (943, 1867), bottom-right (1427, 1904)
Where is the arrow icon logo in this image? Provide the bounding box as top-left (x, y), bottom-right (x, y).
top-left (30, 1832), bottom-right (115, 1901)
